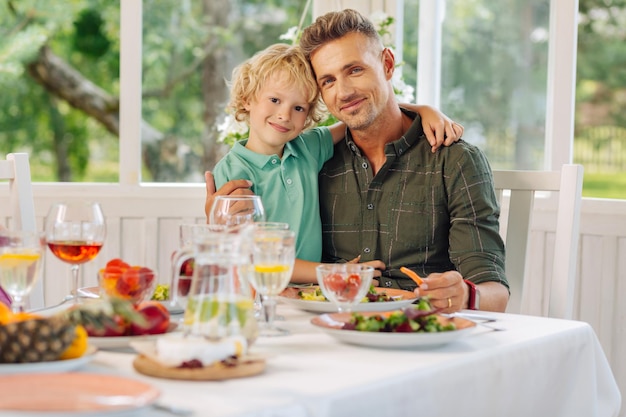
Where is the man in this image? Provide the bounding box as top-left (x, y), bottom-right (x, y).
top-left (205, 9), bottom-right (507, 312)
top-left (296, 9), bottom-right (508, 312)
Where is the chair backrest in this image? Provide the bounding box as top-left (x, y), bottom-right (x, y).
top-left (492, 164), bottom-right (583, 319)
top-left (0, 153), bottom-right (44, 309)
top-left (0, 153), bottom-right (36, 232)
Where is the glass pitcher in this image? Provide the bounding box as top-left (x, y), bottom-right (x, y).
top-left (172, 225), bottom-right (257, 345)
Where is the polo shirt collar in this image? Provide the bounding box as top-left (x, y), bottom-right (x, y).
top-left (231, 139), bottom-right (299, 169)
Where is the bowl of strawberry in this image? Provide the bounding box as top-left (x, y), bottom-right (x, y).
top-left (316, 264), bottom-right (374, 313)
top-left (98, 258), bottom-right (157, 306)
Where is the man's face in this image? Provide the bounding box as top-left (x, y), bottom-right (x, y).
top-left (309, 32), bottom-right (394, 132)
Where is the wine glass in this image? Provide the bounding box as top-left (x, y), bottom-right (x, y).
top-left (248, 228), bottom-right (295, 337)
top-left (45, 201), bottom-right (106, 304)
top-left (209, 195), bottom-right (266, 226)
top-left (316, 264), bottom-right (374, 313)
top-left (0, 230), bottom-right (44, 313)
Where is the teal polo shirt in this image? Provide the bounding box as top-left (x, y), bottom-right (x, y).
top-left (213, 127), bottom-right (334, 262)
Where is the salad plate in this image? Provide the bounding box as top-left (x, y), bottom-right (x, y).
top-left (311, 312), bottom-right (476, 348)
top-left (0, 345), bottom-right (97, 374)
top-left (279, 286), bottom-right (418, 313)
top-left (0, 372), bottom-right (160, 415)
top-left (88, 323), bottom-right (178, 350)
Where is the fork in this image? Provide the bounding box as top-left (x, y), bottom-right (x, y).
top-left (445, 312), bottom-right (505, 331)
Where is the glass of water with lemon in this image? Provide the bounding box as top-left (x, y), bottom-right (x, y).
top-left (248, 228), bottom-right (296, 337)
top-left (0, 230), bottom-right (44, 313)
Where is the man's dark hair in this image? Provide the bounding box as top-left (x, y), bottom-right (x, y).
top-left (299, 9), bottom-right (382, 60)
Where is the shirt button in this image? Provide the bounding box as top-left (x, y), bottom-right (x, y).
top-left (350, 144), bottom-right (356, 152)
top-left (271, 159), bottom-right (278, 164)
top-left (363, 248), bottom-right (371, 253)
top-left (286, 178), bottom-right (292, 185)
top-left (399, 148), bottom-right (403, 154)
top-left (385, 281), bottom-right (392, 287)
top-left (361, 162), bottom-right (368, 169)
top-left (367, 204), bottom-right (374, 210)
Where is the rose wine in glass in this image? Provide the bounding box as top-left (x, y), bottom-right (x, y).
top-left (0, 230), bottom-right (44, 313)
top-left (45, 202), bottom-right (106, 304)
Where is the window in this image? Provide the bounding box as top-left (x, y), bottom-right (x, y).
top-left (3, 0), bottom-right (625, 199)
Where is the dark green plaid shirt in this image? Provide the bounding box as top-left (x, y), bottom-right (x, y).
top-left (319, 109), bottom-right (507, 291)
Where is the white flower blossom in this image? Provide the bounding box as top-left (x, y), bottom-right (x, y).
top-left (369, 11), bottom-right (390, 30)
top-left (392, 72), bottom-right (415, 103)
top-left (279, 26), bottom-right (299, 43)
top-left (217, 114), bottom-right (249, 145)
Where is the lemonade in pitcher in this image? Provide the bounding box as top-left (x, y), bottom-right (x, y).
top-left (184, 292), bottom-right (256, 343)
top-left (180, 227), bottom-right (258, 345)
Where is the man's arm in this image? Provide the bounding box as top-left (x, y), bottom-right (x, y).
top-left (204, 171), bottom-right (253, 222)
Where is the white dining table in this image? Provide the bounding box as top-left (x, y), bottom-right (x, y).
top-left (72, 305), bottom-right (622, 417)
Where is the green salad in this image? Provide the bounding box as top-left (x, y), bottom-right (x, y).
top-left (343, 298), bottom-right (456, 333)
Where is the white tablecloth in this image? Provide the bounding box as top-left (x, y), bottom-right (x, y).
top-left (78, 306), bottom-right (622, 417)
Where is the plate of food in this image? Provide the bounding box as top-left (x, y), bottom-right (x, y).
top-left (279, 285), bottom-right (418, 313)
top-left (0, 372), bottom-right (160, 415)
top-left (310, 300), bottom-right (476, 348)
top-left (0, 345), bottom-right (97, 375)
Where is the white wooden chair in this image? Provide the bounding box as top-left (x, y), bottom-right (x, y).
top-left (0, 153), bottom-right (44, 309)
top-left (492, 164), bottom-right (584, 319)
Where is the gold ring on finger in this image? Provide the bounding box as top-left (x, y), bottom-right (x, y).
top-left (447, 297), bottom-right (452, 308)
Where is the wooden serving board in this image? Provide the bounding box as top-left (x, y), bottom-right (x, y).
top-left (132, 354), bottom-right (266, 381)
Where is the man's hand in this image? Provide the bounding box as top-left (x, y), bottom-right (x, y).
top-left (204, 171), bottom-right (253, 221)
top-left (414, 271), bottom-right (509, 312)
top-left (413, 270), bottom-right (465, 313)
top-left (347, 255), bottom-right (386, 280)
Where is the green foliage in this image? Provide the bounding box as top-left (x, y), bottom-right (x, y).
top-left (582, 172), bottom-right (626, 199)
top-left (72, 8), bottom-right (111, 58)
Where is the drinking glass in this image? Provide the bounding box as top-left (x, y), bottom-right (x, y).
top-left (45, 201), bottom-right (106, 304)
top-left (209, 195), bottom-right (266, 226)
top-left (252, 222), bottom-right (289, 321)
top-left (0, 230), bottom-right (44, 313)
top-left (248, 228), bottom-right (295, 337)
top-left (316, 264), bottom-right (374, 313)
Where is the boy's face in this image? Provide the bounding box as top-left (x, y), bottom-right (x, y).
top-left (244, 71), bottom-right (311, 156)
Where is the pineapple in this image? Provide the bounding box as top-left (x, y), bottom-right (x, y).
top-left (0, 298), bottom-right (145, 364)
top-left (0, 316), bottom-right (76, 363)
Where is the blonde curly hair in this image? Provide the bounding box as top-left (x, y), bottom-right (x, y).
top-left (227, 43), bottom-right (326, 131)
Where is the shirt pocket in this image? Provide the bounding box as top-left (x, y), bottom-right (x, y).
top-left (388, 185), bottom-right (447, 251)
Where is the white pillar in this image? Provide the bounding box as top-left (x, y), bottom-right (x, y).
top-left (544, 0), bottom-right (579, 169)
top-left (119, 0), bottom-right (143, 185)
top-left (416, 0), bottom-right (444, 107)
